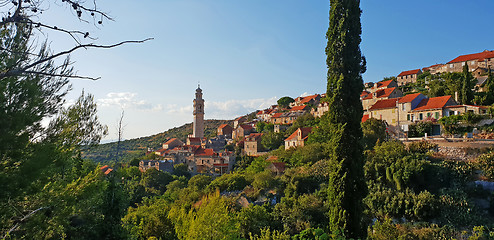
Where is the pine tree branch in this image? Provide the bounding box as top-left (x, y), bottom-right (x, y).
top-left (0, 38), bottom-right (154, 80)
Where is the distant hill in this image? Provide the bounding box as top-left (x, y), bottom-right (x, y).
top-left (83, 119), bottom-right (234, 163)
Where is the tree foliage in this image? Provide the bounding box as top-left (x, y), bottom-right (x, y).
top-left (318, 0), bottom-right (367, 237)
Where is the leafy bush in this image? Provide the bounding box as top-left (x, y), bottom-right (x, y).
top-left (407, 141), bottom-right (437, 154)
top-left (408, 121), bottom-right (433, 137)
top-left (207, 173), bottom-right (249, 192)
top-left (476, 152), bottom-right (494, 180)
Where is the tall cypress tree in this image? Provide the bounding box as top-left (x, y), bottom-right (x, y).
top-left (324, 0), bottom-right (367, 238)
top-left (461, 63), bottom-right (474, 104)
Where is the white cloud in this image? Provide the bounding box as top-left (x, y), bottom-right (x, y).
top-left (98, 92), bottom-right (163, 111)
top-left (300, 92), bottom-right (310, 97)
top-left (165, 97), bottom-right (278, 120)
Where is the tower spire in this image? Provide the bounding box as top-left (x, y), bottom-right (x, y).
top-left (192, 85), bottom-right (204, 138)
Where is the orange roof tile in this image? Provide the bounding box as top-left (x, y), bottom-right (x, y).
top-left (100, 165), bottom-right (109, 170)
top-left (299, 94), bottom-right (320, 104)
top-left (285, 127), bottom-right (312, 141)
top-left (164, 138), bottom-right (178, 145)
top-left (422, 64), bottom-right (443, 71)
top-left (369, 98), bottom-right (399, 110)
top-left (272, 112), bottom-right (283, 118)
top-left (195, 148), bottom-right (216, 156)
top-left (290, 105), bottom-right (309, 111)
top-left (361, 114), bottom-right (369, 123)
top-left (448, 50), bottom-right (494, 64)
top-left (360, 91), bottom-right (369, 97)
top-left (218, 124), bottom-right (231, 129)
top-left (104, 168), bottom-right (113, 175)
top-left (246, 133), bottom-right (263, 141)
top-left (188, 137), bottom-right (201, 143)
top-left (398, 93), bottom-right (422, 103)
top-left (363, 87), bottom-right (398, 100)
top-left (398, 69), bottom-right (421, 77)
top-left (375, 80), bottom-right (394, 88)
top-left (240, 124), bottom-right (253, 130)
top-left (412, 95), bottom-right (453, 111)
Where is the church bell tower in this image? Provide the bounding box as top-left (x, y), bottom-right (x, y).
top-left (193, 85), bottom-right (204, 138)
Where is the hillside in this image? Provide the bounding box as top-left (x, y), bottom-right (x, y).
top-left (83, 119), bottom-right (234, 163)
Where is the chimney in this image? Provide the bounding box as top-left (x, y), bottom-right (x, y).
top-left (454, 92), bottom-right (459, 103)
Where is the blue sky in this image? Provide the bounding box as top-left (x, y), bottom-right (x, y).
top-left (38, 0), bottom-right (494, 141)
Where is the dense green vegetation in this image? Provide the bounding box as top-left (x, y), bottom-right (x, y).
top-left (83, 119), bottom-right (233, 163)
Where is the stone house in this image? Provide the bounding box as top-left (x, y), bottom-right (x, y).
top-left (397, 93), bottom-right (427, 125)
top-left (367, 98), bottom-right (399, 125)
top-left (284, 127), bottom-right (312, 150)
top-left (397, 69), bottom-right (422, 86)
top-left (234, 116), bottom-right (247, 129)
top-left (311, 102), bottom-right (329, 118)
top-left (422, 64), bottom-right (444, 75)
top-left (290, 94), bottom-right (321, 108)
top-left (217, 124), bottom-right (233, 139)
top-left (409, 95), bottom-right (457, 121)
top-left (233, 124), bottom-right (254, 140)
top-left (438, 50), bottom-right (494, 74)
top-left (361, 87), bottom-right (403, 110)
top-left (443, 105), bottom-right (488, 116)
top-left (244, 133), bottom-right (264, 156)
top-left (163, 138), bottom-right (184, 150)
top-left (271, 112), bottom-right (305, 125)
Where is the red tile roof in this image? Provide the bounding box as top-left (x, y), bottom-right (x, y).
top-left (361, 114), bottom-right (369, 123)
top-left (235, 116), bottom-right (246, 121)
top-left (285, 127), bottom-right (312, 141)
top-left (164, 138), bottom-right (178, 145)
top-left (218, 124), bottom-right (231, 129)
top-left (100, 165), bottom-right (109, 171)
top-left (272, 112), bottom-right (283, 118)
top-left (104, 168), bottom-right (113, 175)
top-left (240, 124), bottom-right (253, 130)
top-left (398, 93), bottom-right (422, 103)
top-left (290, 105), bottom-right (309, 112)
top-left (188, 137), bottom-right (201, 143)
top-left (398, 69), bottom-right (421, 77)
top-left (299, 94), bottom-right (320, 104)
top-left (423, 64), bottom-right (443, 71)
top-left (363, 87), bottom-right (398, 100)
top-left (447, 50), bottom-right (494, 64)
top-left (412, 95), bottom-right (453, 111)
top-left (246, 133), bottom-right (263, 141)
top-left (195, 148), bottom-right (217, 156)
top-left (369, 98), bottom-right (399, 110)
top-left (360, 91), bottom-right (369, 98)
top-left (375, 80), bottom-right (394, 88)
top-left (257, 111), bottom-right (263, 115)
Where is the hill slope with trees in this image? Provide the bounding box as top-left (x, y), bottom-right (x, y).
top-left (83, 119), bottom-right (233, 163)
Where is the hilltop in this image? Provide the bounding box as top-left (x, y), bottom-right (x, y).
top-left (83, 119), bottom-right (234, 163)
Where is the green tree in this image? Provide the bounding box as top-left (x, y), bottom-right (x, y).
top-left (461, 64), bottom-right (475, 105)
top-left (315, 0), bottom-right (368, 237)
top-left (278, 96), bottom-right (295, 108)
top-left (261, 132), bottom-right (285, 151)
top-left (361, 118), bottom-right (387, 150)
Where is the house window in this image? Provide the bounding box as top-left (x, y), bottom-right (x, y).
top-left (407, 114), bottom-right (410, 121)
top-left (427, 112), bottom-right (431, 118)
top-left (449, 111), bottom-right (454, 116)
top-left (419, 113), bottom-right (423, 120)
top-left (402, 104), bottom-right (406, 111)
top-left (435, 112), bottom-right (439, 119)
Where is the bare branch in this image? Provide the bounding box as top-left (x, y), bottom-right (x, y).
top-left (0, 38), bottom-right (154, 80)
top-left (3, 207), bottom-right (48, 239)
top-left (21, 70), bottom-right (101, 80)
